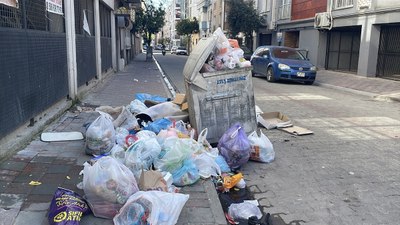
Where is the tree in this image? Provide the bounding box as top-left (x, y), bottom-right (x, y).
top-left (176, 18), bottom-right (199, 53)
top-left (131, 0), bottom-right (165, 58)
top-left (227, 0), bottom-right (261, 48)
top-left (176, 18), bottom-right (199, 36)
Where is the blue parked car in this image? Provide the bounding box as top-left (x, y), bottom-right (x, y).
top-left (250, 46), bottom-right (317, 85)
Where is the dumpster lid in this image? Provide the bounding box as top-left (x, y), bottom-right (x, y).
top-left (183, 36), bottom-right (218, 90)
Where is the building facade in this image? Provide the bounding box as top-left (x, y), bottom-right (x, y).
top-left (164, 0), bottom-right (400, 79)
top-left (0, 0), bottom-right (141, 144)
top-left (255, 0), bottom-right (400, 79)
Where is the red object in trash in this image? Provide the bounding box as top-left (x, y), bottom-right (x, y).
top-left (125, 134), bottom-right (138, 146)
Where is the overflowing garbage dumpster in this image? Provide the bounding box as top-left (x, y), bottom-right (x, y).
top-left (45, 28), bottom-right (275, 225)
top-left (183, 30), bottom-right (257, 144)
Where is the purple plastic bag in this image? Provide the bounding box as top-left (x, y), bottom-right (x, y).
top-left (217, 123), bottom-right (251, 169)
top-left (48, 187), bottom-right (90, 225)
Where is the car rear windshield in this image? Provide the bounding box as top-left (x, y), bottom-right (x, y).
top-left (178, 47), bottom-right (186, 50)
top-left (272, 48), bottom-right (305, 60)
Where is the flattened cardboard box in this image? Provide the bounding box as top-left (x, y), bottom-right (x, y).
top-left (257, 112), bottom-right (292, 130)
top-left (279, 126), bottom-right (313, 136)
top-left (257, 112), bottom-right (313, 135)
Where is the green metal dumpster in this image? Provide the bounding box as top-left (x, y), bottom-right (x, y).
top-left (183, 36), bottom-right (257, 144)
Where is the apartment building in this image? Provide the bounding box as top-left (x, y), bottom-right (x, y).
top-left (165, 0), bottom-right (400, 79)
top-left (256, 0), bottom-right (400, 79)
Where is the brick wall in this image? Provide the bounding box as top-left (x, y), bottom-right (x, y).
top-left (291, 0), bottom-right (327, 21)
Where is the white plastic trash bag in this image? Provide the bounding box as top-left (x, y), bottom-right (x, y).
top-left (113, 191), bottom-right (189, 225)
top-left (248, 130), bottom-right (275, 163)
top-left (85, 111), bottom-right (115, 156)
top-left (194, 152), bottom-right (221, 178)
top-left (110, 144), bottom-right (126, 164)
top-left (135, 130), bottom-right (157, 140)
top-left (95, 106), bottom-right (139, 130)
top-left (125, 138), bottom-right (162, 179)
top-left (82, 156), bottom-right (139, 219)
top-left (228, 201), bottom-right (263, 221)
top-left (137, 101), bottom-right (188, 122)
top-left (114, 106), bottom-right (139, 131)
top-left (128, 99), bottom-right (148, 114)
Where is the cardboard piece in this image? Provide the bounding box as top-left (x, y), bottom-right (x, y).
top-left (173, 93), bottom-right (189, 111)
top-left (139, 169), bottom-right (168, 192)
top-left (173, 93), bottom-right (187, 105)
top-left (279, 126), bottom-right (313, 136)
top-left (40, 131), bottom-right (84, 142)
top-left (257, 112), bottom-right (292, 130)
top-left (181, 102), bottom-right (188, 111)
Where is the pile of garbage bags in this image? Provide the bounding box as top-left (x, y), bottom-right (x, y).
top-left (200, 27), bottom-right (252, 73)
top-left (48, 92), bottom-right (276, 225)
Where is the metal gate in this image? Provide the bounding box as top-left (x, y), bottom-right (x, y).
top-left (377, 25), bottom-right (400, 80)
top-left (0, 0), bottom-right (68, 139)
top-left (326, 27), bottom-right (361, 72)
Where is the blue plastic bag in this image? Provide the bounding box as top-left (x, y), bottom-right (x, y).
top-left (143, 118), bottom-right (172, 134)
top-left (172, 159), bottom-right (200, 186)
top-left (135, 93), bottom-right (170, 103)
top-left (215, 155), bottom-right (231, 173)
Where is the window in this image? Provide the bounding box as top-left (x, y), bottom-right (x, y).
top-left (272, 48), bottom-right (305, 60)
top-left (260, 49), bottom-right (270, 57)
top-left (335, 0), bottom-right (353, 9)
top-left (278, 0), bottom-right (291, 20)
top-left (255, 48), bottom-right (264, 57)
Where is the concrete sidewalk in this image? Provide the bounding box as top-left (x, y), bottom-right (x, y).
top-left (315, 69), bottom-right (400, 102)
top-left (0, 53), bottom-right (226, 225)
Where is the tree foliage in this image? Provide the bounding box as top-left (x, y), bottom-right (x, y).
top-left (131, 0), bottom-right (165, 47)
top-left (176, 18), bottom-right (199, 36)
top-left (227, 0), bottom-right (260, 40)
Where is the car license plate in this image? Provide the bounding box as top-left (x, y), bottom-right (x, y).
top-left (297, 72), bottom-right (305, 77)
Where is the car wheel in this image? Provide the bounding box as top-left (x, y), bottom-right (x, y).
top-left (266, 67), bottom-right (275, 82)
top-left (305, 80), bottom-right (314, 85)
top-left (251, 70), bottom-right (256, 77)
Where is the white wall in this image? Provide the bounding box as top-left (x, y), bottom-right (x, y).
top-left (101, 0), bottom-right (114, 9)
top-left (375, 0), bottom-right (400, 9)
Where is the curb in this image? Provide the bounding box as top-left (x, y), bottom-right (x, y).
top-left (0, 99), bottom-right (73, 162)
top-left (315, 82), bottom-right (377, 98)
top-left (153, 55), bottom-right (177, 97)
top-left (316, 81), bottom-right (400, 102)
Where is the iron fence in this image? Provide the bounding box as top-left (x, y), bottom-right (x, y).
top-left (0, 0), bottom-right (113, 139)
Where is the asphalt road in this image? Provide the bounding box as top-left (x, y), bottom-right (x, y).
top-left (155, 54), bottom-right (400, 225)
top-left (154, 51), bottom-right (188, 93)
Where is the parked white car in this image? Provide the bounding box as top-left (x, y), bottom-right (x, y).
top-left (176, 47), bottom-right (188, 55)
top-left (171, 46), bottom-right (178, 54)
